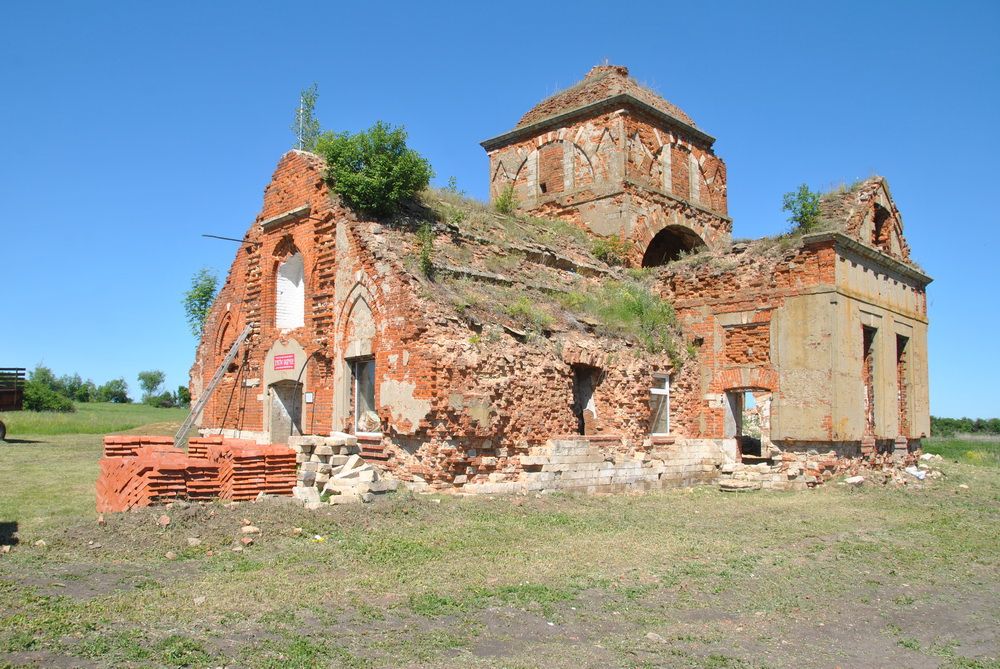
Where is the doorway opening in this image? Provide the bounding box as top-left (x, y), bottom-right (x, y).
top-left (862, 326), bottom-right (877, 436)
top-left (725, 388), bottom-right (772, 462)
top-left (571, 365), bottom-right (602, 435)
top-left (896, 334), bottom-right (909, 437)
top-left (269, 380), bottom-right (303, 445)
top-left (350, 358), bottom-right (380, 434)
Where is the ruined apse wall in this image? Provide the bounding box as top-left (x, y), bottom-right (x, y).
top-left (343, 218), bottom-right (706, 489)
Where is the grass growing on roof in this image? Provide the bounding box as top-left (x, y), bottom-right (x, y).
top-left (560, 277), bottom-right (679, 354)
top-left (419, 189), bottom-right (591, 256)
top-left (505, 296), bottom-right (554, 332)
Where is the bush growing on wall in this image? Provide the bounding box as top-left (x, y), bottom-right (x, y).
top-left (782, 184), bottom-right (822, 233)
top-left (317, 121), bottom-right (433, 217)
top-left (494, 184), bottom-right (518, 215)
top-left (591, 235), bottom-right (634, 266)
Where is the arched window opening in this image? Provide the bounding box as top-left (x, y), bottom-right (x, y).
top-left (641, 226), bottom-right (707, 267)
top-left (872, 204), bottom-right (890, 249)
top-left (276, 253), bottom-right (305, 329)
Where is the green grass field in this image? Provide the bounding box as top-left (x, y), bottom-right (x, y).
top-left (0, 407), bottom-right (997, 668)
top-left (924, 436), bottom-right (1000, 467)
top-left (0, 402), bottom-right (187, 436)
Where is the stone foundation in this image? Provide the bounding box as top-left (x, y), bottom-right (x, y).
top-left (462, 436), bottom-right (725, 495)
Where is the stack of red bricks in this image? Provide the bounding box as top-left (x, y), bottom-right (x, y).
top-left (206, 440), bottom-right (296, 501)
top-left (96, 435), bottom-right (296, 512)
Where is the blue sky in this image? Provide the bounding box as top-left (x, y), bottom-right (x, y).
top-left (1, 1), bottom-right (997, 417)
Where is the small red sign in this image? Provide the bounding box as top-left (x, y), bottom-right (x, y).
top-left (273, 354), bottom-right (296, 370)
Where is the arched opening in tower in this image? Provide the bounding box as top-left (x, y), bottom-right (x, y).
top-left (641, 226), bottom-right (707, 267)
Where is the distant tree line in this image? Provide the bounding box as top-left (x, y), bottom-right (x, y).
top-left (931, 416), bottom-right (1000, 437)
top-left (136, 369), bottom-right (190, 409)
top-left (22, 365), bottom-right (189, 413)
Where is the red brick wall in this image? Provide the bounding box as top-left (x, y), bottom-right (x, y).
top-left (537, 142), bottom-right (565, 195)
top-left (191, 151), bottom-right (340, 436)
top-left (724, 323), bottom-right (770, 365)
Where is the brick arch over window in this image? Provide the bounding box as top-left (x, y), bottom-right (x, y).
top-left (216, 312), bottom-right (233, 357)
top-left (491, 161), bottom-right (510, 186)
top-left (509, 140), bottom-right (597, 199)
top-left (345, 293), bottom-right (375, 348)
top-left (591, 128), bottom-right (616, 183)
top-left (641, 225), bottom-right (707, 267)
top-left (700, 159), bottom-right (726, 212)
top-left (571, 142), bottom-right (595, 189)
top-left (628, 132), bottom-right (655, 175)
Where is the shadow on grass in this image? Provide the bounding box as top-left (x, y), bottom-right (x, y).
top-left (2, 438), bottom-right (44, 444)
top-left (1, 520), bottom-right (18, 546)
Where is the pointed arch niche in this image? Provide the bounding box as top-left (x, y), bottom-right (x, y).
top-left (276, 252), bottom-right (305, 330)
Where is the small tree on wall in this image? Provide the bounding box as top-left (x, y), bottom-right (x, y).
top-left (782, 184), bottom-right (822, 233)
top-left (316, 121), bottom-right (433, 217)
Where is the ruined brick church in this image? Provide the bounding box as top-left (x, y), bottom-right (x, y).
top-left (190, 65), bottom-right (931, 493)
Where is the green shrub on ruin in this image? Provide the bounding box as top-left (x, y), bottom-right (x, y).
top-left (591, 235), bottom-right (634, 266)
top-left (505, 296), bottom-right (553, 332)
top-left (417, 221), bottom-right (435, 277)
top-left (318, 121), bottom-right (433, 217)
top-left (494, 184), bottom-right (518, 215)
top-left (782, 183), bottom-right (822, 233)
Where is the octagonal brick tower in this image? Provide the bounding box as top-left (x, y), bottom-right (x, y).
top-left (482, 65), bottom-right (732, 266)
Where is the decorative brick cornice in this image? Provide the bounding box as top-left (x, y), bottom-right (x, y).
top-left (481, 93), bottom-right (716, 152)
top-left (803, 232), bottom-right (932, 286)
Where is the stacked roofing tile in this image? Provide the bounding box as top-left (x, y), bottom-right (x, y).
top-left (206, 440), bottom-right (298, 501)
top-left (95, 435), bottom-right (296, 512)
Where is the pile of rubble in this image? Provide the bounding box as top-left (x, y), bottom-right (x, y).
top-left (717, 448), bottom-right (940, 492)
top-left (290, 433), bottom-right (397, 506)
top-left (96, 435), bottom-right (297, 512)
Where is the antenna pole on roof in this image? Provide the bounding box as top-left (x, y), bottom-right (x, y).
top-left (297, 93), bottom-right (304, 150)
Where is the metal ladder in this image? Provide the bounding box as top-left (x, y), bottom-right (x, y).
top-left (175, 323), bottom-right (254, 443)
